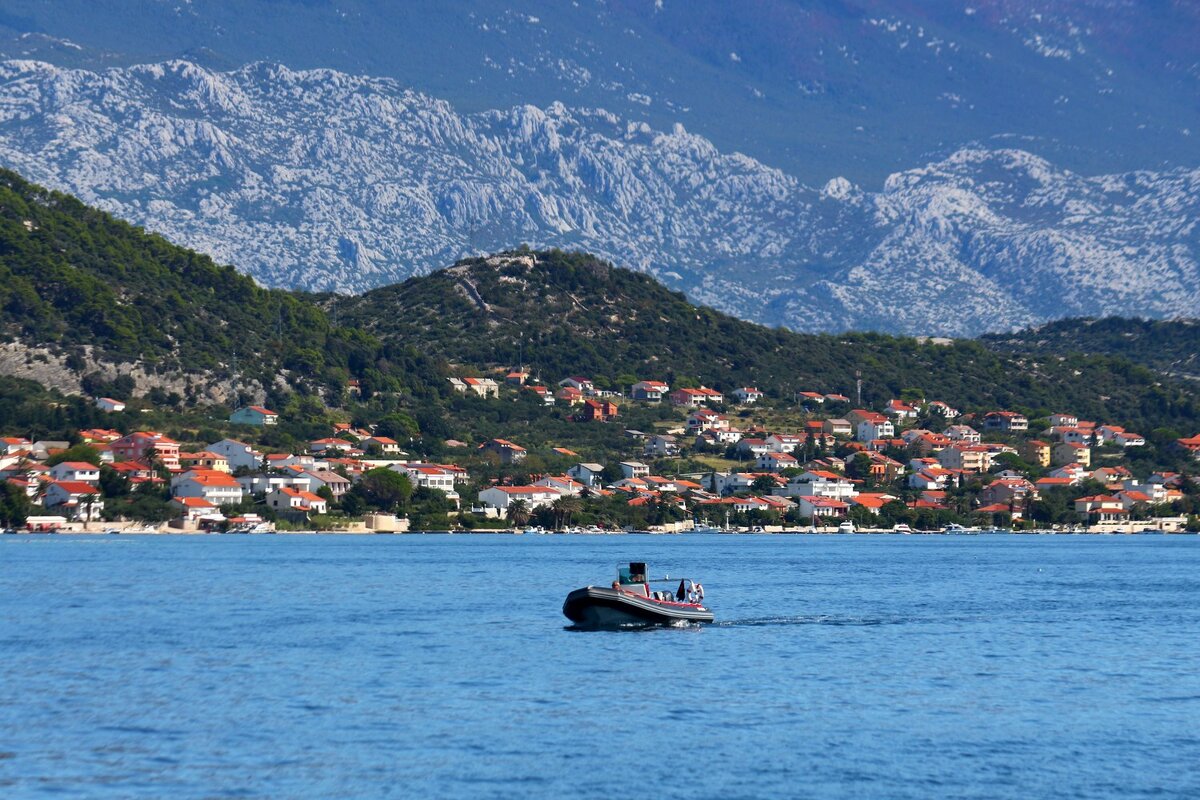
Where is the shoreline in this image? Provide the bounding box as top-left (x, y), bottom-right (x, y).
top-left (7, 527), bottom-right (1197, 537)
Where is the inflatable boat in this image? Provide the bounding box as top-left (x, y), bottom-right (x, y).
top-left (563, 562), bottom-right (714, 627)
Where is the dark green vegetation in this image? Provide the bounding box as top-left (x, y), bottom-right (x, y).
top-left (335, 250), bottom-right (1200, 436)
top-left (0, 168), bottom-right (375, 396)
top-left (0, 170), bottom-right (1198, 446)
top-left (982, 318), bottom-right (1200, 380)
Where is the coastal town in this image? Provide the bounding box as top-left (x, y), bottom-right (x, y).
top-left (2, 374), bottom-right (1199, 534)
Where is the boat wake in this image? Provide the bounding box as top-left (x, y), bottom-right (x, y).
top-left (714, 615), bottom-right (902, 628)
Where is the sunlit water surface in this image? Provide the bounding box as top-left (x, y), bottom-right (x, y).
top-left (1, 533), bottom-right (1198, 798)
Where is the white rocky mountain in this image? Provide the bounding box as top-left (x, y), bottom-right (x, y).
top-left (0, 59), bottom-right (1196, 336)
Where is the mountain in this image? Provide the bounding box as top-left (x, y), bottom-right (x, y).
top-left (0, 1), bottom-right (1196, 185)
top-left (982, 318), bottom-right (1200, 380)
top-left (0, 59), bottom-right (1197, 337)
top-left (1, 168), bottom-right (1196, 433)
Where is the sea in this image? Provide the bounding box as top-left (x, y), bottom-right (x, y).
top-left (1, 533), bottom-right (1198, 799)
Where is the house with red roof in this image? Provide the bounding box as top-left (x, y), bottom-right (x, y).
top-left (95, 397), bottom-right (126, 413)
top-left (1175, 435), bottom-right (1200, 459)
top-left (732, 387), bottom-right (764, 404)
top-left (362, 436), bottom-right (404, 455)
top-left (230, 406), bottom-right (279, 426)
top-left (1074, 495), bottom-right (1128, 522)
top-left (670, 387), bottom-right (724, 407)
top-left (267, 487), bottom-right (328, 516)
top-left (983, 411), bottom-right (1028, 432)
top-left (580, 398), bottom-right (618, 422)
top-left (555, 386), bottom-right (584, 405)
top-left (179, 452), bottom-right (231, 473)
top-left (172, 496), bottom-right (218, 522)
top-left (479, 438), bottom-right (527, 464)
top-left (110, 432), bottom-right (180, 471)
top-left (756, 451), bottom-right (798, 473)
top-left (631, 380), bottom-right (670, 401)
top-left (797, 496), bottom-right (849, 520)
top-left (171, 470), bottom-right (244, 506)
top-left (850, 493), bottom-right (895, 514)
top-left (48, 462), bottom-right (100, 485)
top-left (477, 485), bottom-right (562, 514)
top-left (43, 481), bottom-right (104, 520)
top-left (1052, 442), bottom-right (1091, 468)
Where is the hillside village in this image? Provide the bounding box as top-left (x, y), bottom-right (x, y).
top-left (3, 372), bottom-right (1199, 534)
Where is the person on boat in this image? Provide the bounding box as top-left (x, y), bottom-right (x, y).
top-left (676, 579), bottom-right (688, 602)
top-left (612, 579), bottom-right (622, 592)
top-left (693, 582), bottom-right (705, 602)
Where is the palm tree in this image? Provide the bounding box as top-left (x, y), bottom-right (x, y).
top-left (81, 492), bottom-right (98, 523)
top-left (507, 499), bottom-right (531, 528)
top-left (552, 495), bottom-right (583, 529)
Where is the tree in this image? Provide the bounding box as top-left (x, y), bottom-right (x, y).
top-left (751, 474), bottom-right (777, 492)
top-left (99, 465), bottom-right (130, 498)
top-left (551, 495), bottom-right (583, 529)
top-left (507, 499), bottom-right (531, 527)
top-left (0, 483), bottom-right (31, 528)
top-left (45, 444), bottom-right (102, 468)
top-left (354, 468), bottom-right (413, 511)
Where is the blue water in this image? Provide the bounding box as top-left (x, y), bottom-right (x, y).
top-left (1, 534), bottom-right (1198, 799)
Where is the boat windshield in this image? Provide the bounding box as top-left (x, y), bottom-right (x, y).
top-left (618, 562), bottom-right (648, 585)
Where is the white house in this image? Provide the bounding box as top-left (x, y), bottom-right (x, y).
top-left (362, 436), bottom-right (404, 455)
top-left (736, 438), bottom-right (773, 458)
top-left (856, 416), bottom-right (895, 443)
top-left (237, 472), bottom-right (313, 497)
top-left (797, 496), bottom-right (849, 520)
top-left (733, 387), bottom-right (764, 404)
top-left (229, 406), bottom-right (279, 426)
top-left (765, 434), bottom-right (804, 453)
top-left (172, 496), bottom-right (217, 522)
top-left (567, 463), bottom-right (606, 488)
top-left (631, 380), bottom-right (670, 401)
top-left (778, 470), bottom-right (857, 501)
top-left (48, 461), bottom-right (100, 485)
top-left (207, 439), bottom-right (265, 472)
top-left (644, 434), bottom-right (680, 457)
top-left (295, 469), bottom-right (352, 500)
top-left (43, 481), bottom-right (104, 520)
top-left (171, 470), bottom-right (244, 506)
top-left (95, 397), bottom-right (126, 413)
top-left (401, 465), bottom-right (461, 506)
top-left (944, 425), bottom-right (981, 444)
top-left (477, 486), bottom-right (562, 515)
top-left (558, 377), bottom-right (595, 394)
top-left (533, 475), bottom-right (586, 496)
top-left (619, 461), bottom-right (650, 480)
top-left (756, 451), bottom-right (798, 473)
top-left (267, 487), bottom-right (328, 515)
top-left (927, 401), bottom-right (959, 418)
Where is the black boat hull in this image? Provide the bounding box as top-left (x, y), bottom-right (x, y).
top-left (562, 586), bottom-right (714, 627)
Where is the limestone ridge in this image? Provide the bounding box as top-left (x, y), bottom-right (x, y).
top-left (0, 59), bottom-right (1196, 337)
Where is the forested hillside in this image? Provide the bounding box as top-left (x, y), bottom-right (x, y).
top-left (982, 318), bottom-right (1200, 380)
top-left (335, 250), bottom-right (1200, 435)
top-left (0, 168), bottom-right (381, 400)
top-left (0, 170), bottom-right (1197, 439)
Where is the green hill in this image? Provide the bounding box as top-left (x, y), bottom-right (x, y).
top-left (982, 318), bottom-right (1200, 380)
top-left (0, 168), bottom-right (374, 401)
top-left (334, 250), bottom-right (1200, 434)
top-left (0, 168), bottom-right (1197, 439)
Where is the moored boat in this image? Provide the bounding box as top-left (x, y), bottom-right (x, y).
top-left (563, 562), bottom-right (714, 628)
